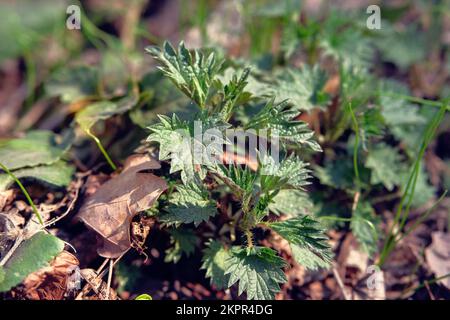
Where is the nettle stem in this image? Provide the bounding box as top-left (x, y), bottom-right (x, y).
top-left (245, 229), bottom-right (254, 248)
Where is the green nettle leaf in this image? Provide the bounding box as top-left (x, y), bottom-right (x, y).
top-left (46, 65), bottom-right (99, 103)
top-left (164, 229), bottom-right (197, 263)
top-left (271, 66), bottom-right (329, 112)
top-left (270, 215), bottom-right (333, 270)
top-left (0, 160), bottom-right (74, 191)
top-left (224, 246), bottom-right (287, 300)
top-left (375, 24), bottom-right (426, 70)
top-left (201, 240), bottom-right (232, 290)
top-left (0, 232), bottom-right (64, 292)
top-left (148, 114), bottom-right (198, 184)
top-left (268, 189), bottom-right (313, 217)
top-left (365, 143), bottom-right (405, 191)
top-left (380, 96), bottom-right (427, 152)
top-left (148, 114), bottom-right (228, 184)
top-left (315, 158), bottom-right (358, 192)
top-left (215, 68), bottom-right (252, 121)
top-left (211, 164), bottom-right (257, 202)
top-left (260, 154), bottom-right (312, 190)
top-left (351, 202), bottom-right (380, 256)
top-left (145, 41), bottom-right (222, 109)
top-left (0, 130), bottom-right (72, 170)
top-left (320, 12), bottom-right (373, 69)
top-left (160, 183), bottom-right (217, 226)
top-left (246, 99), bottom-right (322, 152)
top-left (75, 95), bottom-right (138, 132)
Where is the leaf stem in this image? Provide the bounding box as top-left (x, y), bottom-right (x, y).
top-left (86, 130), bottom-right (117, 171)
top-left (0, 162), bottom-right (43, 225)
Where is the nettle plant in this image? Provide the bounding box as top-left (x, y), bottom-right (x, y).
top-left (145, 42), bottom-right (332, 300)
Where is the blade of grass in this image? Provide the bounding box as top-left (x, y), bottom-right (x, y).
top-left (85, 130), bottom-right (117, 171)
top-left (379, 92), bottom-right (450, 110)
top-left (346, 101), bottom-right (361, 191)
top-left (379, 101), bottom-right (447, 266)
top-left (0, 162), bottom-right (43, 225)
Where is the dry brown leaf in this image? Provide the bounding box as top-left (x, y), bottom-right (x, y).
top-left (425, 231), bottom-right (450, 289)
top-left (22, 250), bottom-right (79, 300)
top-left (77, 154), bottom-right (168, 258)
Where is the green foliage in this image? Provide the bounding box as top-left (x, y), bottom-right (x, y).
top-left (246, 99), bottom-right (322, 151)
top-left (260, 154), bottom-right (312, 190)
top-left (375, 24), bottom-right (426, 70)
top-left (148, 114), bottom-right (228, 184)
top-left (0, 232), bottom-right (64, 292)
top-left (315, 158), bottom-right (359, 192)
top-left (145, 41), bottom-right (222, 109)
top-left (224, 247), bottom-right (287, 300)
top-left (147, 41), bottom-right (327, 300)
top-left (0, 130), bottom-right (74, 195)
top-left (365, 143), bottom-right (405, 191)
top-left (75, 96), bottom-right (138, 132)
top-left (351, 202), bottom-right (380, 256)
top-left (271, 66), bottom-right (330, 112)
top-left (0, 1), bottom-right (66, 62)
top-left (46, 66), bottom-right (99, 103)
top-left (268, 189), bottom-right (313, 217)
top-left (201, 240), bottom-right (232, 290)
top-left (160, 183), bottom-right (217, 227)
top-left (165, 228), bottom-right (197, 263)
top-left (269, 215), bottom-right (333, 270)
top-left (0, 130), bottom-right (72, 170)
top-left (0, 160), bottom-right (74, 192)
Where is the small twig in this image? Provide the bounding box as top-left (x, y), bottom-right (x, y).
top-left (332, 265), bottom-right (351, 300)
top-left (424, 281), bottom-right (436, 300)
top-left (44, 179), bottom-right (81, 227)
top-left (105, 259), bottom-right (114, 300)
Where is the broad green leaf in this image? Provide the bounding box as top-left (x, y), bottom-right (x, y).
top-left (75, 95), bottom-right (138, 131)
top-left (201, 240), bottom-right (232, 290)
top-left (0, 160), bottom-right (74, 191)
top-left (260, 154), bottom-right (312, 190)
top-left (148, 114), bottom-right (228, 184)
top-left (164, 229), bottom-right (197, 263)
top-left (0, 232), bottom-right (64, 292)
top-left (246, 99), bottom-right (322, 152)
top-left (351, 202), bottom-right (380, 256)
top-left (270, 215), bottom-right (333, 270)
top-left (268, 189), bottom-right (313, 217)
top-left (320, 11), bottom-right (373, 69)
top-left (145, 41), bottom-right (222, 109)
top-left (380, 95), bottom-right (427, 152)
top-left (366, 143), bottom-right (405, 191)
top-left (0, 130), bottom-right (72, 170)
top-left (375, 24), bottom-right (426, 70)
top-left (46, 66), bottom-right (99, 103)
top-left (160, 183), bottom-right (217, 226)
top-left (225, 246), bottom-right (287, 300)
top-left (314, 158), bottom-right (357, 191)
top-left (271, 66), bottom-right (329, 112)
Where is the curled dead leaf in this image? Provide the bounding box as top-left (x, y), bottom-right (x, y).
top-left (77, 154), bottom-right (167, 258)
top-left (22, 250), bottom-right (79, 300)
